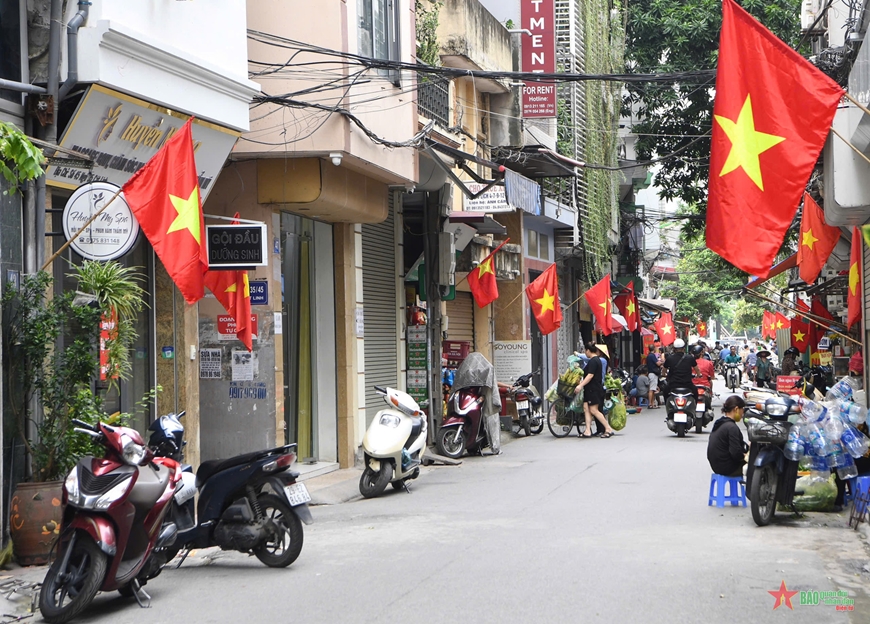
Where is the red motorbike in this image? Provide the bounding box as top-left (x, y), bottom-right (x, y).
top-left (436, 386), bottom-right (492, 458)
top-left (39, 418), bottom-right (182, 623)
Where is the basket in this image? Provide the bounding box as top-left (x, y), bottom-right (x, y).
top-left (553, 401), bottom-right (573, 426)
top-left (557, 379), bottom-right (577, 401)
top-left (746, 418), bottom-right (789, 444)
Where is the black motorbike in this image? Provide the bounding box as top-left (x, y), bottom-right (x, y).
top-left (508, 369), bottom-right (544, 436)
top-left (148, 412), bottom-right (313, 567)
top-left (745, 397), bottom-right (802, 526)
top-left (664, 386), bottom-right (697, 438)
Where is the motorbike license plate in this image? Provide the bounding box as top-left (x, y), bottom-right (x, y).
top-left (284, 483), bottom-right (311, 506)
top-left (695, 405), bottom-right (705, 412)
top-left (516, 400), bottom-right (529, 410)
top-left (674, 412), bottom-right (688, 423)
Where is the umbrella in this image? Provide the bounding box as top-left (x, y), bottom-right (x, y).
top-left (757, 350), bottom-right (771, 358)
top-left (610, 313), bottom-right (629, 332)
top-left (640, 326), bottom-right (654, 336)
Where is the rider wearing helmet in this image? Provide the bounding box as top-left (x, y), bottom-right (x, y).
top-left (662, 339), bottom-right (701, 396)
top-left (780, 347), bottom-right (799, 376)
top-left (692, 344), bottom-right (715, 387)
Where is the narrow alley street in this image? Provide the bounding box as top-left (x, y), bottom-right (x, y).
top-left (28, 380), bottom-right (867, 624)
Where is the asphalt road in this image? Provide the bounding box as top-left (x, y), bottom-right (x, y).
top-left (29, 378), bottom-right (870, 624)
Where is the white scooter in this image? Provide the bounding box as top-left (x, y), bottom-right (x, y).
top-left (359, 386), bottom-right (428, 498)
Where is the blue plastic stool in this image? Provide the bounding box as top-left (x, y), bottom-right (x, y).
top-left (708, 473), bottom-right (746, 508)
top-left (854, 476), bottom-right (870, 516)
top-left (845, 477), bottom-right (857, 505)
top-left (638, 398), bottom-right (649, 407)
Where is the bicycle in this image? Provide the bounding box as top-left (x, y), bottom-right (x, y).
top-left (547, 391), bottom-right (587, 438)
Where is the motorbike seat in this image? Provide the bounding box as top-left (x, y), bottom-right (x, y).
top-left (670, 388), bottom-right (695, 394)
top-left (196, 445), bottom-right (291, 485)
top-left (404, 416), bottom-right (424, 450)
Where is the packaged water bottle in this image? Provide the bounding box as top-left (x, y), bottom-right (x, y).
top-left (784, 424), bottom-right (805, 461)
top-left (826, 379), bottom-right (854, 402)
top-left (800, 399), bottom-right (827, 423)
top-left (807, 422), bottom-right (830, 456)
top-left (827, 439), bottom-right (846, 470)
top-left (808, 455), bottom-right (829, 472)
top-left (837, 453), bottom-right (859, 480)
top-left (840, 425), bottom-right (870, 459)
top-left (840, 402), bottom-right (868, 426)
top-left (824, 415), bottom-right (845, 445)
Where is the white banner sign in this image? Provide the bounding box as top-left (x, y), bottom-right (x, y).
top-left (62, 182), bottom-right (140, 261)
top-left (462, 184), bottom-right (513, 213)
top-left (493, 340), bottom-right (533, 382)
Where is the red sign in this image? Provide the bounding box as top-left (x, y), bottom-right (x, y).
top-left (776, 375), bottom-right (803, 394)
top-left (521, 0), bottom-right (556, 117)
top-left (217, 314), bottom-right (258, 342)
top-left (99, 313), bottom-right (118, 381)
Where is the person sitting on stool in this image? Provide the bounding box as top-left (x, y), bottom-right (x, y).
top-left (707, 395), bottom-right (748, 477)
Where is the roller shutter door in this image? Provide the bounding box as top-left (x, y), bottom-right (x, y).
top-left (445, 292), bottom-right (475, 345)
top-left (362, 196), bottom-right (398, 426)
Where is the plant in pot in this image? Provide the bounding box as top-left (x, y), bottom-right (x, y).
top-left (2, 261), bottom-right (146, 564)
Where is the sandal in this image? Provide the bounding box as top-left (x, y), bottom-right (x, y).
top-left (600, 431), bottom-right (614, 439)
top-left (580, 432), bottom-right (593, 438)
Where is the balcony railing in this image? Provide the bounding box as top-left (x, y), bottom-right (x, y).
top-left (417, 74), bottom-right (450, 129)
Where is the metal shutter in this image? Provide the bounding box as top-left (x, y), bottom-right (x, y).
top-left (362, 196), bottom-right (399, 427)
top-left (445, 292), bottom-right (474, 344)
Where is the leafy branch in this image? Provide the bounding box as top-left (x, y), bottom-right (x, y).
top-left (0, 121), bottom-right (45, 193)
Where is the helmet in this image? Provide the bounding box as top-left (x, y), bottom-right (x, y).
top-left (785, 347), bottom-right (800, 357)
top-left (690, 344), bottom-right (704, 357)
top-left (674, 338), bottom-right (686, 349)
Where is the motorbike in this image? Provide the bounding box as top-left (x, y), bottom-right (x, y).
top-left (39, 419), bottom-right (181, 623)
top-left (664, 387), bottom-right (698, 438)
top-left (147, 411), bottom-right (312, 568)
top-left (501, 370), bottom-right (544, 436)
top-left (693, 380), bottom-right (715, 434)
top-left (724, 363), bottom-right (742, 391)
top-left (745, 396), bottom-right (802, 526)
top-left (359, 386), bottom-right (427, 498)
top-left (437, 385), bottom-right (492, 458)
top-left (611, 367), bottom-right (633, 395)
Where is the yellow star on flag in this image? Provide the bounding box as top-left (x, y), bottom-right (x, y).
top-left (802, 228), bottom-right (819, 250)
top-left (661, 323), bottom-right (672, 335)
top-left (535, 288), bottom-right (555, 314)
top-left (477, 257), bottom-right (494, 278)
top-left (599, 300), bottom-right (609, 315)
top-left (167, 187), bottom-right (202, 243)
top-left (224, 273), bottom-right (250, 297)
top-left (850, 261), bottom-right (860, 296)
top-left (699, 323), bottom-right (706, 331)
top-left (626, 299), bottom-right (636, 317)
top-left (776, 320), bottom-right (784, 329)
top-left (793, 330), bottom-right (806, 342)
top-left (714, 94), bottom-right (786, 191)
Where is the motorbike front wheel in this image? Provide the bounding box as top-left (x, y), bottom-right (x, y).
top-left (436, 427), bottom-right (467, 459)
top-left (359, 462), bottom-right (393, 498)
top-left (39, 533), bottom-right (107, 624)
top-left (750, 465), bottom-right (777, 526)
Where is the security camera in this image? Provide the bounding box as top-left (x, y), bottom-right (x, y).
top-left (329, 152), bottom-right (342, 166)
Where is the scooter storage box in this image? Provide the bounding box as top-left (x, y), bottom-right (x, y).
top-left (746, 418), bottom-right (789, 444)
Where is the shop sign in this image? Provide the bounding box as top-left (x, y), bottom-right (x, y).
top-left (521, 0), bottom-right (556, 117)
top-left (47, 84), bottom-right (240, 199)
top-left (776, 375), bottom-right (803, 394)
top-left (206, 224), bottom-right (268, 269)
top-left (249, 280), bottom-right (268, 306)
top-left (462, 183), bottom-right (513, 212)
top-left (493, 340), bottom-right (532, 382)
top-left (62, 182), bottom-right (140, 261)
top-left (217, 314), bottom-right (259, 341)
top-left (817, 351), bottom-right (833, 366)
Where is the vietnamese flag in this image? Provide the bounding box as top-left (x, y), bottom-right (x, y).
top-left (696, 320), bottom-right (708, 338)
top-left (796, 299), bottom-right (815, 347)
top-left (774, 312), bottom-right (791, 333)
top-left (468, 239), bottom-right (508, 308)
top-left (848, 227), bottom-right (862, 329)
top-left (790, 315), bottom-right (811, 353)
top-left (615, 283), bottom-right (639, 332)
top-left (584, 275), bottom-right (613, 336)
top-left (706, 0), bottom-right (843, 278)
top-left (762, 310), bottom-right (775, 339)
top-left (654, 312), bottom-right (675, 347)
top-left (526, 263), bottom-right (562, 336)
top-left (797, 193), bottom-right (841, 285)
top-left (122, 118), bottom-right (207, 304)
top-left (205, 270), bottom-right (253, 351)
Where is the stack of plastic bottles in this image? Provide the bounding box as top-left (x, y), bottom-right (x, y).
top-left (783, 379), bottom-right (870, 481)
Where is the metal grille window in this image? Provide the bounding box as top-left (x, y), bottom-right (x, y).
top-left (417, 73), bottom-right (450, 128)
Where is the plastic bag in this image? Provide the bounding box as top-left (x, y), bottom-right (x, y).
top-left (570, 387), bottom-right (584, 411)
top-left (545, 381), bottom-right (559, 403)
top-left (608, 398), bottom-right (627, 431)
top-left (780, 473), bottom-right (837, 512)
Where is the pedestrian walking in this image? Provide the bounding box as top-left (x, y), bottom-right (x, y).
top-left (575, 343), bottom-right (615, 439)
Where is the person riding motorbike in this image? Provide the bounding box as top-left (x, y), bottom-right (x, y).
top-left (692, 344), bottom-right (715, 387)
top-left (662, 339), bottom-right (700, 398)
top-left (780, 347), bottom-right (800, 376)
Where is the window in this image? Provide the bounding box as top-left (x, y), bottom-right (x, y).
top-left (0, 0), bottom-right (22, 103)
top-left (358, 0), bottom-right (400, 84)
top-left (526, 229), bottom-right (550, 261)
top-left (528, 230), bottom-right (538, 258)
top-left (538, 232), bottom-right (549, 261)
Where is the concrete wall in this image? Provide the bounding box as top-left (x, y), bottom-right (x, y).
top-left (241, 0), bottom-right (417, 186)
top-left (438, 0), bottom-right (513, 75)
top-left (493, 211), bottom-right (526, 341)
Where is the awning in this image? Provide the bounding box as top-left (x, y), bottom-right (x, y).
top-left (611, 313), bottom-right (629, 332)
top-left (423, 140), bottom-right (505, 200)
top-left (638, 297), bottom-right (676, 314)
top-left (448, 211), bottom-right (507, 235)
top-left (491, 146), bottom-right (578, 179)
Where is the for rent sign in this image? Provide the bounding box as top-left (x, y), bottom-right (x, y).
top-left (521, 0), bottom-right (556, 118)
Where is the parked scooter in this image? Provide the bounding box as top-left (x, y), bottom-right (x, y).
top-left (359, 386), bottom-right (427, 497)
top-left (665, 387), bottom-right (698, 438)
top-left (724, 363), bottom-right (742, 391)
top-left (39, 419), bottom-right (181, 623)
top-left (502, 369), bottom-right (543, 436)
top-left (745, 396), bottom-right (802, 526)
top-left (437, 386), bottom-right (490, 458)
top-left (148, 411), bottom-right (312, 568)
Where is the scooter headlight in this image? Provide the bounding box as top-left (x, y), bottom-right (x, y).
top-left (379, 413), bottom-right (401, 428)
top-left (64, 467), bottom-right (82, 507)
top-left (765, 404), bottom-right (788, 417)
top-left (122, 436), bottom-right (148, 466)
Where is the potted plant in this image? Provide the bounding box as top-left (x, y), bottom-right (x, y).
top-left (2, 261), bottom-right (146, 564)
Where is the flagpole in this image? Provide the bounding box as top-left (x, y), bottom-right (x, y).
top-left (844, 92), bottom-right (870, 120)
top-left (41, 187), bottom-right (124, 271)
top-left (742, 287), bottom-right (860, 346)
top-left (831, 127), bottom-right (870, 168)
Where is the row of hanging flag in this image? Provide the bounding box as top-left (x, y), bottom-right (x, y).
top-left (761, 298), bottom-right (838, 354)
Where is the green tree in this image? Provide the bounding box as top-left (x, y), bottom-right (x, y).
top-left (731, 298), bottom-right (765, 334)
top-left (624, 0), bottom-right (802, 228)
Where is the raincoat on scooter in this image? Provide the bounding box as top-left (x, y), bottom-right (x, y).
top-left (452, 352), bottom-right (502, 453)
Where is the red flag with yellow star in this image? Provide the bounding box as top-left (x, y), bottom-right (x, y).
top-left (696, 320), bottom-right (708, 338)
top-left (790, 316), bottom-right (811, 353)
top-left (584, 275), bottom-right (613, 336)
top-left (205, 270), bottom-right (253, 351)
top-left (526, 263), bottom-right (562, 336)
top-left (654, 312), bottom-right (675, 347)
top-left (774, 312), bottom-right (791, 333)
top-left (706, 0), bottom-right (843, 278)
top-left (761, 310), bottom-right (774, 339)
top-left (614, 283), bottom-right (640, 332)
top-left (797, 193), bottom-right (840, 285)
top-left (122, 118), bottom-right (207, 304)
top-left (467, 239), bottom-right (508, 308)
top-left (849, 227), bottom-right (862, 329)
